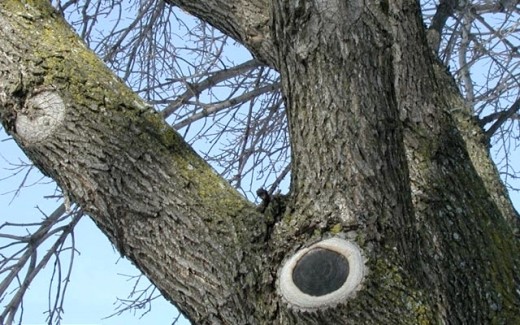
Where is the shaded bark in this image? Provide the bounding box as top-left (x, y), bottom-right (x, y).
top-left (0, 0), bottom-right (519, 324)
top-left (265, 0), bottom-right (520, 323)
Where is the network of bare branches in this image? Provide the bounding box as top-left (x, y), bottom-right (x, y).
top-left (423, 0), bottom-right (520, 188)
top-left (0, 0), bottom-right (518, 323)
top-left (0, 204), bottom-right (82, 324)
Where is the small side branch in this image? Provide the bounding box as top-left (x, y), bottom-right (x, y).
top-left (484, 98), bottom-right (520, 139)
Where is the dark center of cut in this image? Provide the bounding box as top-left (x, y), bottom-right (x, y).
top-left (292, 248), bottom-right (349, 296)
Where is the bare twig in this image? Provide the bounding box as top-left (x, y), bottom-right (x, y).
top-left (0, 204), bottom-right (83, 324)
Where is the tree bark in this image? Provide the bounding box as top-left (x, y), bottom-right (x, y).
top-left (0, 1), bottom-right (519, 324)
top-left (0, 2), bottom-right (266, 324)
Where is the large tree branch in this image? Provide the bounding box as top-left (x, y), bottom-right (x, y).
top-left (164, 0), bottom-right (277, 68)
top-left (0, 2), bottom-right (267, 323)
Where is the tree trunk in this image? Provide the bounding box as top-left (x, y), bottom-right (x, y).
top-left (0, 1), bottom-right (518, 324)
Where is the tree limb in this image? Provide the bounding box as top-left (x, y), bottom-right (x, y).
top-left (0, 2), bottom-right (266, 323)
top-left (162, 59), bottom-right (261, 118)
top-left (172, 82), bottom-right (280, 129)
top-left (428, 0), bottom-right (458, 52)
top-left (165, 0), bottom-right (277, 68)
top-left (485, 97), bottom-right (520, 138)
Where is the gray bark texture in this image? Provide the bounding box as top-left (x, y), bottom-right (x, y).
top-left (0, 0), bottom-right (519, 324)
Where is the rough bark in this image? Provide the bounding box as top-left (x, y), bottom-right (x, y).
top-left (0, 2), bottom-right (266, 324)
top-left (0, 0), bottom-right (519, 324)
top-left (265, 0), bottom-right (520, 323)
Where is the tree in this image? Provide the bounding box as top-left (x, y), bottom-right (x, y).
top-left (0, 0), bottom-right (519, 324)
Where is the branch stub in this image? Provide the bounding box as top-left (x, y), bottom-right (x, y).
top-left (15, 90), bottom-right (66, 144)
top-left (278, 238), bottom-right (365, 310)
